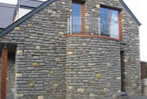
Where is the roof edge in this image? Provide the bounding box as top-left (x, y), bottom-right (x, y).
top-left (0, 0), bottom-right (56, 38)
top-left (119, 0), bottom-right (141, 26)
top-left (0, 2), bottom-right (17, 8)
top-left (0, 0), bottom-right (141, 38)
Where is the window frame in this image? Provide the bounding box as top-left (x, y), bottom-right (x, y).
top-left (100, 6), bottom-right (122, 40)
top-left (66, 4), bottom-right (122, 41)
top-left (72, 0), bottom-right (85, 34)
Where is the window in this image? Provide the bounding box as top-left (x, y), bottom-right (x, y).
top-left (100, 7), bottom-right (120, 39)
top-left (72, 0), bottom-right (85, 33)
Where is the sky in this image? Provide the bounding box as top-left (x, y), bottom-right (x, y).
top-left (0, 0), bottom-right (17, 4)
top-left (0, 0), bottom-right (146, 61)
top-left (123, 0), bottom-right (147, 62)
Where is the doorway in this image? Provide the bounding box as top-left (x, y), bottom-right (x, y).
top-left (0, 44), bottom-right (16, 99)
top-left (120, 51), bottom-right (126, 92)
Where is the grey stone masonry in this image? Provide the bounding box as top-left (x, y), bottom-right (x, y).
top-left (0, 0), bottom-right (141, 99)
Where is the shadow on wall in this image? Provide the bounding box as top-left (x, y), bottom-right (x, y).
top-left (0, 44), bottom-right (16, 99)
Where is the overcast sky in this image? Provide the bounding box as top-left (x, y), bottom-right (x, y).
top-left (123, 0), bottom-right (147, 62)
top-left (0, 0), bottom-right (146, 61)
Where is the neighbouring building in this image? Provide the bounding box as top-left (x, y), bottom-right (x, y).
top-left (0, 0), bottom-right (45, 31)
top-left (141, 61), bottom-right (147, 79)
top-left (141, 61), bottom-right (147, 95)
top-left (0, 0), bottom-right (141, 99)
top-left (0, 3), bottom-right (17, 31)
top-left (16, 0), bottom-right (46, 20)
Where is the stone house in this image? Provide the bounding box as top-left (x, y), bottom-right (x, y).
top-left (0, 0), bottom-right (141, 99)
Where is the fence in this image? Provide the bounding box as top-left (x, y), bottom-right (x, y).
top-left (67, 16), bottom-right (119, 39)
top-left (67, 16), bottom-right (100, 35)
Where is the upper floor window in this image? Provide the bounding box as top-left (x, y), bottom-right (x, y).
top-left (100, 7), bottom-right (120, 39)
top-left (72, 0), bottom-right (85, 33)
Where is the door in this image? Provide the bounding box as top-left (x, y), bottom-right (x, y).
top-left (120, 51), bottom-right (126, 92)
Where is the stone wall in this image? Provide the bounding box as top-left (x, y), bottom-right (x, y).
top-left (66, 38), bottom-right (121, 98)
top-left (0, 0), bottom-right (69, 98)
top-left (121, 4), bottom-right (141, 96)
top-left (0, 0), bottom-right (141, 99)
top-left (65, 0), bottom-right (141, 98)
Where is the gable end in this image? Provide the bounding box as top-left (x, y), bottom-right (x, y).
top-left (0, 0), bottom-right (56, 38)
top-left (119, 0), bottom-right (141, 26)
top-left (0, 0), bottom-right (141, 38)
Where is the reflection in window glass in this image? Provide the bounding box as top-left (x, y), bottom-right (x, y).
top-left (110, 10), bottom-right (119, 38)
top-left (100, 8), bottom-right (110, 36)
top-left (100, 7), bottom-right (119, 39)
top-left (72, 3), bottom-right (81, 33)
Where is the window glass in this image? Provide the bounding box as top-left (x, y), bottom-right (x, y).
top-left (100, 7), bottom-right (119, 39)
top-left (110, 10), bottom-right (119, 38)
top-left (72, 3), bottom-right (81, 33)
top-left (100, 8), bottom-right (110, 36)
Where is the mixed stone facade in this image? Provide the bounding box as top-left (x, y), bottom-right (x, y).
top-left (0, 0), bottom-right (141, 99)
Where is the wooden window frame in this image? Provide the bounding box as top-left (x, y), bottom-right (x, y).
top-left (100, 6), bottom-right (122, 40)
top-left (72, 0), bottom-right (85, 34)
top-left (66, 3), bottom-right (122, 41)
top-left (118, 12), bottom-right (122, 40)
